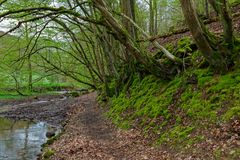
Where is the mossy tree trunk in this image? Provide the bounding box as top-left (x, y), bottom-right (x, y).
top-left (120, 0), bottom-right (137, 72)
top-left (205, 0), bottom-right (210, 18)
top-left (208, 0), bottom-right (234, 48)
top-left (180, 0), bottom-right (231, 72)
top-left (93, 0), bottom-right (172, 79)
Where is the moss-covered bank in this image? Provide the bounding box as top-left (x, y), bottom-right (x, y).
top-left (104, 67), bottom-right (240, 158)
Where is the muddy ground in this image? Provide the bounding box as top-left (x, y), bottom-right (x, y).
top-left (0, 94), bottom-right (76, 127)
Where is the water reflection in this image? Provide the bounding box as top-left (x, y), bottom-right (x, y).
top-left (0, 118), bottom-right (49, 160)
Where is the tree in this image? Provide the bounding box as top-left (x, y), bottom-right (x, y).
top-left (149, 0), bottom-right (158, 35)
top-left (180, 0), bottom-right (236, 72)
top-left (205, 0), bottom-right (210, 18)
top-left (208, 0), bottom-right (234, 46)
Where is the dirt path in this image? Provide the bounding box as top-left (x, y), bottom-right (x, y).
top-left (45, 92), bottom-right (171, 160)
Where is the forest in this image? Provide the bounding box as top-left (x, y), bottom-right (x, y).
top-left (0, 0), bottom-right (240, 159)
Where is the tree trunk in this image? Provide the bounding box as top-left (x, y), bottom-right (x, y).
top-left (154, 0), bottom-right (158, 35)
top-left (205, 0), bottom-right (209, 18)
top-left (180, 0), bottom-right (227, 72)
top-left (93, 0), bottom-right (172, 79)
top-left (120, 0), bottom-right (137, 39)
top-left (149, 0), bottom-right (154, 35)
top-left (25, 22), bottom-right (33, 92)
top-left (208, 0), bottom-right (234, 47)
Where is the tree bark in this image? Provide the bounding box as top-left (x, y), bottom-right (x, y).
top-left (149, 0), bottom-right (154, 35)
top-left (154, 0), bottom-right (158, 35)
top-left (120, 0), bottom-right (137, 39)
top-left (208, 0), bottom-right (234, 46)
top-left (180, 0), bottom-right (227, 71)
top-left (93, 0), bottom-right (172, 79)
top-left (205, 0), bottom-right (209, 18)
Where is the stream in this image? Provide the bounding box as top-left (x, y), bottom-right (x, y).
top-left (0, 91), bottom-right (82, 159)
top-left (0, 117), bottom-right (51, 160)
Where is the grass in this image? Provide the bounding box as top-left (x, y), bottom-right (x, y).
top-left (0, 80), bottom-right (85, 100)
top-left (0, 91), bottom-right (57, 100)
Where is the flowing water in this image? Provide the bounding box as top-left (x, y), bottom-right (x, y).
top-left (0, 117), bottom-right (50, 160)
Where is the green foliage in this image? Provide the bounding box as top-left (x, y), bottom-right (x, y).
top-left (0, 20), bottom-right (90, 96)
top-left (156, 126), bottom-right (194, 144)
top-left (230, 0), bottom-right (240, 6)
top-left (181, 69), bottom-right (240, 122)
top-left (181, 90), bottom-right (217, 121)
top-left (207, 74), bottom-right (239, 93)
top-left (43, 149), bottom-right (54, 159)
top-left (165, 43), bottom-right (175, 53)
top-left (176, 37), bottom-right (193, 54)
top-left (213, 148), bottom-right (222, 159)
top-left (107, 75), bottom-right (181, 130)
top-left (107, 74), bottom-right (186, 143)
top-left (198, 76), bottom-right (212, 87)
top-left (0, 93), bottom-right (24, 100)
top-left (223, 107), bottom-right (240, 120)
top-left (107, 67), bottom-right (240, 148)
top-left (229, 148), bottom-right (240, 159)
top-left (0, 81), bottom-right (77, 100)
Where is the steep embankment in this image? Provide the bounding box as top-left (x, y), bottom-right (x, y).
top-left (107, 68), bottom-right (240, 159)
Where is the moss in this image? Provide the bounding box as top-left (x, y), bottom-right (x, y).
top-left (119, 120), bottom-right (131, 129)
top-left (43, 149), bottom-right (54, 159)
top-left (208, 74), bottom-right (238, 93)
top-left (198, 76), bottom-right (213, 87)
top-left (191, 50), bottom-right (202, 63)
top-left (165, 43), bottom-right (175, 53)
top-left (194, 68), bottom-right (214, 78)
top-left (108, 75), bottom-right (186, 141)
top-left (222, 106), bottom-right (240, 120)
top-left (213, 148), bottom-right (222, 159)
top-left (178, 37), bottom-right (192, 52)
top-left (156, 126), bottom-right (195, 144)
top-left (107, 67), bottom-right (240, 151)
top-left (229, 148), bottom-right (240, 159)
top-left (181, 91), bottom-right (217, 121)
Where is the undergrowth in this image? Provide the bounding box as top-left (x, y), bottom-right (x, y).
top-left (105, 67), bottom-right (240, 148)
top-left (101, 36), bottom-right (240, 157)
